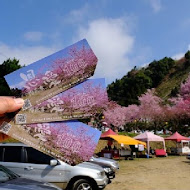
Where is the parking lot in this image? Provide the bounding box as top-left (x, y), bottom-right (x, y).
top-left (105, 156), bottom-right (190, 190)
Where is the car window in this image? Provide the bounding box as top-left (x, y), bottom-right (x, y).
top-left (25, 147), bottom-right (53, 165)
top-left (2, 147), bottom-right (22, 162)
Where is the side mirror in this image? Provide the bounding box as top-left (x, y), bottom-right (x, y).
top-left (50, 159), bottom-right (58, 166)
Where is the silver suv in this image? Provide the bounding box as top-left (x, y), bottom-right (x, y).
top-left (90, 156), bottom-right (119, 171)
top-left (0, 164), bottom-right (61, 190)
top-left (0, 143), bottom-right (108, 190)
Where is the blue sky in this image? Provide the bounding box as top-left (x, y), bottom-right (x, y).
top-left (1, 0), bottom-right (190, 85)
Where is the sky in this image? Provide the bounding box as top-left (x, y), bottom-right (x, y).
top-left (1, 0), bottom-right (190, 85)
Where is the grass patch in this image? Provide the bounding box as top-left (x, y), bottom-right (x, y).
top-left (118, 132), bottom-right (137, 137)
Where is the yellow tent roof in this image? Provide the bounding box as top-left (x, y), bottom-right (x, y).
top-left (108, 135), bottom-right (146, 147)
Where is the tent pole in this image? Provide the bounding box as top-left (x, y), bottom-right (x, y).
top-left (163, 140), bottom-right (166, 151)
top-left (147, 140), bottom-right (150, 155)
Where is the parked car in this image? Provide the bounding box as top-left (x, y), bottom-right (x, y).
top-left (0, 164), bottom-right (61, 190)
top-left (90, 156), bottom-right (119, 171)
top-left (0, 143), bottom-right (108, 190)
top-left (84, 161), bottom-right (115, 183)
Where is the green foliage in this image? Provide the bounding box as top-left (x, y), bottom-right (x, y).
top-left (0, 58), bottom-right (22, 96)
top-left (107, 68), bottom-right (153, 106)
top-left (156, 58), bottom-right (190, 100)
top-left (107, 53), bottom-right (190, 133)
top-left (145, 57), bottom-right (175, 87)
top-left (184, 50), bottom-right (190, 69)
top-left (118, 131), bottom-right (137, 137)
top-left (107, 57), bottom-right (175, 106)
top-left (185, 50), bottom-right (190, 60)
top-left (170, 86), bottom-right (179, 97)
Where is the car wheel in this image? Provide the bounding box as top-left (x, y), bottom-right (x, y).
top-left (72, 179), bottom-right (97, 190)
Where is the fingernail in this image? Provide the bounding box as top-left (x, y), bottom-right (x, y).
top-left (14, 98), bottom-right (24, 105)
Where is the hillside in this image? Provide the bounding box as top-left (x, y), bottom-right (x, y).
top-left (156, 57), bottom-right (190, 99)
top-left (107, 51), bottom-right (190, 106)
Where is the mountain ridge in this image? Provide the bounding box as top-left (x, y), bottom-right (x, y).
top-left (107, 50), bottom-right (190, 106)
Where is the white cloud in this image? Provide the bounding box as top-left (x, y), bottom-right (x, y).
top-left (146, 0), bottom-right (162, 13)
top-left (172, 52), bottom-right (184, 60)
top-left (172, 45), bottom-right (190, 60)
top-left (75, 18), bottom-right (135, 84)
top-left (0, 42), bottom-right (58, 66)
top-left (65, 4), bottom-right (89, 24)
top-left (24, 31), bottom-right (43, 42)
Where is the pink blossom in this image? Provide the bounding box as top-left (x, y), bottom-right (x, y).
top-left (138, 89), bottom-right (165, 121)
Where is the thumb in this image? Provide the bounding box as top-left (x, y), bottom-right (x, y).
top-left (0, 97), bottom-right (24, 115)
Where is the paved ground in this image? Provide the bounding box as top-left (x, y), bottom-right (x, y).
top-left (105, 156), bottom-right (190, 190)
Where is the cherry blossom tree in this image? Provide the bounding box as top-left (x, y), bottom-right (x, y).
top-left (103, 101), bottom-right (128, 127)
top-left (52, 45), bottom-right (97, 81)
top-left (33, 80), bottom-right (109, 118)
top-left (124, 104), bottom-right (140, 123)
top-left (22, 43), bottom-right (97, 95)
top-left (180, 75), bottom-right (190, 99)
top-left (137, 89), bottom-right (166, 131)
top-left (103, 101), bottom-right (140, 129)
top-left (22, 122), bottom-right (100, 165)
top-left (168, 75), bottom-right (190, 119)
top-left (153, 75), bottom-right (190, 132)
top-left (138, 89), bottom-right (164, 121)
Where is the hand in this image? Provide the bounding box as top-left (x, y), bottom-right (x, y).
top-left (0, 97), bottom-right (24, 141)
top-left (0, 97), bottom-right (24, 117)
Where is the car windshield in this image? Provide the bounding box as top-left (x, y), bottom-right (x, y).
top-left (0, 165), bottom-right (18, 183)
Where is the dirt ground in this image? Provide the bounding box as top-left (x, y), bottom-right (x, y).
top-left (105, 156), bottom-right (190, 190)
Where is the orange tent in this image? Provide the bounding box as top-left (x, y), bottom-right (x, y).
top-left (101, 129), bottom-right (146, 146)
top-left (108, 135), bottom-right (146, 146)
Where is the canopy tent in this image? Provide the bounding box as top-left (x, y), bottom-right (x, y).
top-left (100, 130), bottom-right (146, 159)
top-left (165, 132), bottom-right (190, 142)
top-left (108, 135), bottom-right (146, 146)
top-left (101, 130), bottom-right (146, 146)
top-left (134, 131), bottom-right (166, 155)
top-left (101, 129), bottom-right (118, 138)
top-left (102, 121), bottom-right (108, 126)
top-left (165, 132), bottom-right (190, 155)
top-left (100, 129), bottom-right (146, 150)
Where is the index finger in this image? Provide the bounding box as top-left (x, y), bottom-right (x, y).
top-left (0, 97), bottom-right (24, 115)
